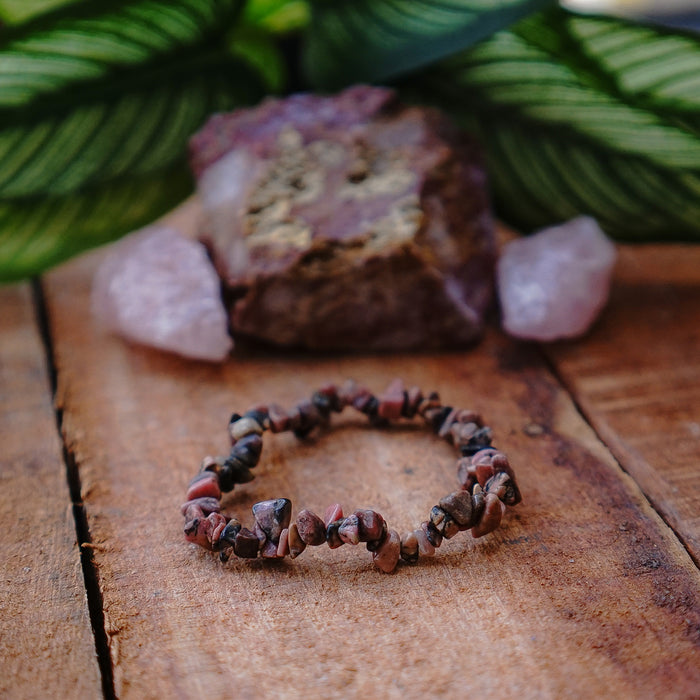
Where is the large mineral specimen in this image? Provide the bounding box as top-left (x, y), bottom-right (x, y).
top-left (190, 86), bottom-right (495, 350)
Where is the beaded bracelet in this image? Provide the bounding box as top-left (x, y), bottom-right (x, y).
top-left (181, 379), bottom-right (522, 573)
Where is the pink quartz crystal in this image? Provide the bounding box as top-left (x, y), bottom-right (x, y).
top-left (92, 225), bottom-right (233, 361)
top-left (497, 217), bottom-right (617, 341)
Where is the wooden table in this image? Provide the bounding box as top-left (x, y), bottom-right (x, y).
top-left (1, 235), bottom-right (699, 699)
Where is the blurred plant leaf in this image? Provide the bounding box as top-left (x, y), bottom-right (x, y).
top-left (0, 165), bottom-right (192, 282)
top-left (0, 0), bottom-right (267, 280)
top-left (418, 8), bottom-right (700, 240)
top-left (0, 0), bottom-right (80, 26)
top-left (303, 0), bottom-right (555, 89)
top-left (244, 0), bottom-right (310, 34)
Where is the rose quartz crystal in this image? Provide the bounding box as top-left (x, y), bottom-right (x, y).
top-left (190, 85), bottom-right (495, 351)
top-left (497, 217), bottom-right (616, 341)
top-left (92, 225), bottom-right (233, 361)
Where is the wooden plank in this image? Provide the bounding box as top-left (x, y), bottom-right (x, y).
top-left (44, 250), bottom-right (700, 699)
top-left (0, 284), bottom-right (102, 699)
top-left (544, 244), bottom-right (700, 563)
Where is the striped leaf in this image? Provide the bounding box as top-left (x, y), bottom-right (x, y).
top-left (0, 165), bottom-right (192, 282)
top-left (0, 0), bottom-right (78, 26)
top-left (303, 0), bottom-right (555, 89)
top-left (420, 8), bottom-right (700, 240)
top-left (0, 0), bottom-right (266, 280)
top-left (0, 0), bottom-right (242, 108)
top-left (0, 59), bottom-right (261, 198)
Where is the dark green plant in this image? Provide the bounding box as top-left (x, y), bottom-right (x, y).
top-left (1, 0), bottom-right (698, 280)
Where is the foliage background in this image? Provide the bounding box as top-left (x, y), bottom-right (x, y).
top-left (0, 0), bottom-right (698, 281)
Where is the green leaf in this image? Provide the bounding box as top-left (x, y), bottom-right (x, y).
top-left (0, 0), bottom-right (243, 108)
top-left (0, 164), bottom-right (193, 282)
top-left (0, 0), bottom-right (80, 26)
top-left (244, 0), bottom-right (310, 34)
top-left (418, 9), bottom-right (700, 240)
top-left (0, 57), bottom-right (263, 198)
top-left (0, 0), bottom-right (266, 279)
top-left (303, 0), bottom-right (556, 89)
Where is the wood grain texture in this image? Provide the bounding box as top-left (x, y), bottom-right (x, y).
top-left (0, 284), bottom-right (101, 699)
top-left (42, 250), bottom-right (700, 700)
top-left (545, 244), bottom-right (700, 563)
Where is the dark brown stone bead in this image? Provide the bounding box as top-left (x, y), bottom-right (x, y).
top-left (422, 520), bottom-right (443, 548)
top-left (180, 497), bottom-right (221, 518)
top-left (429, 505), bottom-right (459, 539)
top-left (350, 385), bottom-right (373, 412)
top-left (326, 518), bottom-right (346, 549)
top-left (439, 490), bottom-right (475, 528)
top-left (296, 509), bottom-right (327, 546)
top-left (485, 471), bottom-right (522, 506)
top-left (400, 531), bottom-right (420, 563)
top-left (317, 383), bottom-right (343, 412)
top-left (377, 378), bottom-right (405, 421)
top-left (218, 518), bottom-right (242, 548)
top-left (471, 493), bottom-right (505, 538)
top-left (268, 403), bottom-right (290, 433)
top-left (294, 398), bottom-right (324, 438)
top-left (252, 498), bottom-right (292, 543)
top-left (230, 433), bottom-right (263, 468)
top-left (287, 523), bottom-right (306, 558)
top-left (355, 509), bottom-right (386, 543)
top-left (234, 527), bottom-right (260, 558)
top-left (403, 386), bottom-right (423, 418)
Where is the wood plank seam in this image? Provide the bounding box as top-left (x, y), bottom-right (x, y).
top-left (33, 280), bottom-right (117, 700)
top-left (540, 345), bottom-right (700, 571)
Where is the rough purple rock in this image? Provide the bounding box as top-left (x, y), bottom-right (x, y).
top-left (190, 85), bottom-right (495, 350)
top-left (92, 225), bottom-right (233, 361)
top-left (497, 217), bottom-right (617, 341)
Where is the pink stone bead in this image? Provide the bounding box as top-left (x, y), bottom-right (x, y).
top-left (186, 471), bottom-right (221, 501)
top-left (338, 514), bottom-right (360, 545)
top-left (288, 523), bottom-right (306, 558)
top-left (180, 497), bottom-right (221, 517)
top-left (471, 493), bottom-right (506, 538)
top-left (372, 529), bottom-right (401, 573)
top-left (355, 509), bottom-right (386, 542)
top-left (268, 403), bottom-right (290, 433)
top-left (324, 503), bottom-right (343, 527)
top-left (296, 509), bottom-right (326, 546)
top-left (260, 539), bottom-right (279, 558)
top-left (414, 527), bottom-right (435, 556)
top-left (377, 377), bottom-right (405, 421)
top-left (277, 528), bottom-right (290, 557)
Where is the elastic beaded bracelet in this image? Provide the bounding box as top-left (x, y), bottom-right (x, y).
top-left (181, 379), bottom-right (522, 573)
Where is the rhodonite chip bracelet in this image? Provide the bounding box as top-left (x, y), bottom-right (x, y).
top-left (181, 379), bottom-right (522, 573)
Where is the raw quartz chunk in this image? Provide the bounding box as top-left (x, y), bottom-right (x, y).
top-left (91, 225), bottom-right (233, 361)
top-left (497, 216), bottom-right (617, 341)
top-left (190, 85), bottom-right (496, 351)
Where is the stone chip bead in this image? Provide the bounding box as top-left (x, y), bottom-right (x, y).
top-left (252, 498), bottom-right (292, 544)
top-left (296, 509), bottom-right (327, 546)
top-left (186, 471), bottom-right (221, 501)
top-left (471, 493), bottom-right (506, 538)
top-left (372, 529), bottom-right (401, 573)
top-left (181, 378), bottom-right (522, 571)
